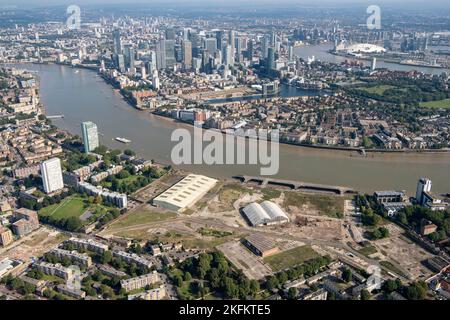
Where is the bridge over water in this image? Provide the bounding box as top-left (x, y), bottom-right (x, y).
top-left (233, 175), bottom-right (356, 195)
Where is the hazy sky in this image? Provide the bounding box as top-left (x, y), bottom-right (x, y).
top-left (1, 0), bottom-right (449, 10)
top-left (1, 0), bottom-right (449, 6)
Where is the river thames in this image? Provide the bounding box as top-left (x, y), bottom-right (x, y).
top-left (11, 62), bottom-right (450, 195)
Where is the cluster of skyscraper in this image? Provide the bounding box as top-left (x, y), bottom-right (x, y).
top-left (111, 27), bottom-right (288, 80)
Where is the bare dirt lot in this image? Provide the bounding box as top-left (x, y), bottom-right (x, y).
top-left (105, 182), bottom-right (348, 249)
top-left (0, 226), bottom-right (68, 262)
top-left (370, 223), bottom-right (435, 280)
top-left (132, 172), bottom-right (186, 203)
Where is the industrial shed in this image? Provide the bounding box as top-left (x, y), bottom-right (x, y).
top-left (242, 201), bottom-right (290, 227)
top-left (242, 234), bottom-right (280, 257)
top-left (153, 174), bottom-right (217, 212)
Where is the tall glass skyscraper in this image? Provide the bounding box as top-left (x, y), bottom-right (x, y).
top-left (267, 47), bottom-right (275, 72)
top-left (204, 38), bottom-right (217, 55)
top-left (182, 40), bottom-right (192, 68)
top-left (164, 40), bottom-right (176, 68)
top-left (113, 29), bottom-right (122, 55)
top-left (81, 121), bottom-right (99, 153)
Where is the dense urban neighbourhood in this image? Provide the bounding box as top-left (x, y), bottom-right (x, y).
top-left (0, 3), bottom-right (449, 302)
top-left (1, 7), bottom-right (450, 152)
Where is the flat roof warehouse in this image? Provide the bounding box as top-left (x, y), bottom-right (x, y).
top-left (242, 234), bottom-right (280, 257)
top-left (153, 174), bottom-right (217, 212)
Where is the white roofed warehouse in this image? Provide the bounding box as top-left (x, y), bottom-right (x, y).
top-left (242, 201), bottom-right (290, 227)
top-left (153, 174), bottom-right (217, 213)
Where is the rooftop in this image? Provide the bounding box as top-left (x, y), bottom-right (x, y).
top-left (153, 174), bottom-right (217, 211)
top-left (243, 234), bottom-right (278, 253)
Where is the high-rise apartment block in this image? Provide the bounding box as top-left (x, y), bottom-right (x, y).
top-left (40, 158), bottom-right (64, 194)
top-left (81, 121), bottom-right (99, 153)
top-left (416, 178), bottom-right (432, 205)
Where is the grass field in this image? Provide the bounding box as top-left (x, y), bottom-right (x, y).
top-left (358, 245), bottom-right (378, 257)
top-left (109, 209), bottom-right (176, 230)
top-left (264, 245), bottom-right (319, 272)
top-left (283, 192), bottom-right (345, 218)
top-left (197, 227), bottom-right (233, 238)
top-left (39, 197), bottom-right (88, 220)
top-left (39, 196), bottom-right (109, 224)
top-left (100, 174), bottom-right (140, 188)
top-left (358, 85), bottom-right (398, 95)
top-left (182, 237), bottom-right (231, 250)
top-left (380, 260), bottom-right (407, 278)
top-left (213, 184), bottom-right (254, 212)
top-left (419, 99), bottom-right (450, 109)
top-left (261, 188), bottom-right (282, 201)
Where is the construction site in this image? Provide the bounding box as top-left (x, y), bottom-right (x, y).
top-left (98, 171), bottom-right (437, 282)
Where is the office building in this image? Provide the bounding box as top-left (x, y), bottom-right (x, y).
top-left (182, 40), bottom-right (192, 68)
top-left (116, 54), bottom-right (125, 73)
top-left (204, 37), bottom-right (217, 55)
top-left (270, 31), bottom-right (276, 46)
top-left (156, 40), bottom-right (166, 70)
top-left (81, 121), bottom-right (99, 153)
top-left (228, 30), bottom-right (236, 55)
top-left (113, 29), bottom-right (122, 55)
top-left (165, 28), bottom-right (176, 40)
top-left (236, 37), bottom-right (242, 62)
top-left (288, 45), bottom-right (294, 61)
top-left (40, 158), bottom-right (64, 194)
top-left (223, 45), bottom-right (234, 67)
top-left (247, 40), bottom-right (254, 59)
top-left (164, 40), bottom-right (176, 68)
top-left (261, 35), bottom-right (270, 59)
top-left (147, 51), bottom-right (157, 73)
top-left (267, 47), bottom-right (276, 73)
top-left (123, 44), bottom-right (135, 70)
top-left (216, 31), bottom-right (224, 50)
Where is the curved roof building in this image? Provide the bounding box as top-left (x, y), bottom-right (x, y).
top-left (242, 201), bottom-right (290, 226)
top-left (260, 201), bottom-right (290, 222)
top-left (242, 203), bottom-right (271, 226)
top-left (336, 43), bottom-right (386, 54)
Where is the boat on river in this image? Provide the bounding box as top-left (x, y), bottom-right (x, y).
top-left (115, 137), bottom-right (131, 144)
